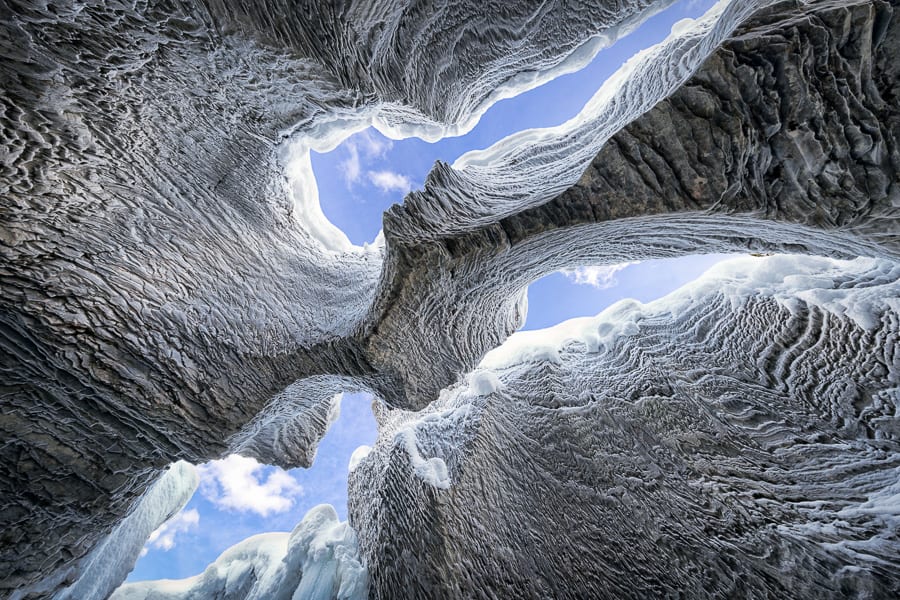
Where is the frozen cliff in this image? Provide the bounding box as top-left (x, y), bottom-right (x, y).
top-left (352, 254), bottom-right (900, 597)
top-left (1, 0), bottom-right (898, 597)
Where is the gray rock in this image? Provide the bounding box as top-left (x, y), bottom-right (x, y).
top-left (0, 0), bottom-right (898, 597)
top-left (351, 255), bottom-right (900, 599)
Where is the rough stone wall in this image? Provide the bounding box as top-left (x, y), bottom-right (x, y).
top-left (351, 256), bottom-right (900, 599)
top-left (0, 0), bottom-right (898, 597)
top-left (369, 0), bottom-right (900, 410)
top-left (0, 0), bottom-right (680, 593)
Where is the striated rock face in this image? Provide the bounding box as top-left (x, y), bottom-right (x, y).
top-left (351, 256), bottom-right (900, 598)
top-left (369, 0), bottom-right (900, 409)
top-left (1, 0), bottom-right (898, 598)
top-left (0, 0), bottom-right (666, 592)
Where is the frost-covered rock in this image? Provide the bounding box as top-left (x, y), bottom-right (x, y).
top-left (1, 0), bottom-right (899, 596)
top-left (351, 255), bottom-right (900, 598)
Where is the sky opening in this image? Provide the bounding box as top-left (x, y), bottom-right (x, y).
top-left (523, 254), bottom-right (739, 330)
top-left (309, 0), bottom-right (718, 246)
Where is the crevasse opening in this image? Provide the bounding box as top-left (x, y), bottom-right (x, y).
top-left (124, 0), bottom-right (745, 588)
top-left (522, 254), bottom-right (741, 330)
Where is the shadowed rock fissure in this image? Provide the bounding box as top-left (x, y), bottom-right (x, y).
top-left (1, 0), bottom-right (898, 598)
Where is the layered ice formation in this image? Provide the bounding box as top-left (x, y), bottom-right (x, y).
top-left (1, 0), bottom-right (898, 597)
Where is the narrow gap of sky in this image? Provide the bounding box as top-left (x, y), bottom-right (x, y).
top-left (311, 0), bottom-right (718, 246)
top-left (523, 254), bottom-right (740, 330)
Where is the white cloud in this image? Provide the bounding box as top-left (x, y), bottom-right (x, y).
top-left (196, 454), bottom-right (303, 516)
top-left (141, 508), bottom-right (199, 556)
top-left (339, 144), bottom-right (361, 184)
top-left (340, 130), bottom-right (393, 186)
top-left (367, 170), bottom-right (412, 194)
top-left (358, 129), bottom-right (392, 157)
top-left (561, 262), bottom-right (639, 289)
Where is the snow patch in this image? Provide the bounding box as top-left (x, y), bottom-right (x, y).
top-left (348, 446), bottom-right (372, 473)
top-left (397, 429), bottom-right (452, 489)
top-left (468, 370), bottom-right (502, 396)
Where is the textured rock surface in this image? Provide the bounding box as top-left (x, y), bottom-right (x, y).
top-left (1, 0), bottom-right (669, 592)
top-left (1, 0), bottom-right (898, 597)
top-left (373, 0), bottom-right (900, 407)
top-left (351, 255), bottom-right (900, 598)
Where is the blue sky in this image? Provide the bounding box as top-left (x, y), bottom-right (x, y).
top-left (523, 255), bottom-right (734, 330)
top-left (130, 0), bottom-right (729, 582)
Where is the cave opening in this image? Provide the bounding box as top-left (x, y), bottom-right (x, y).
top-left (4, 0), bottom-right (898, 593)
